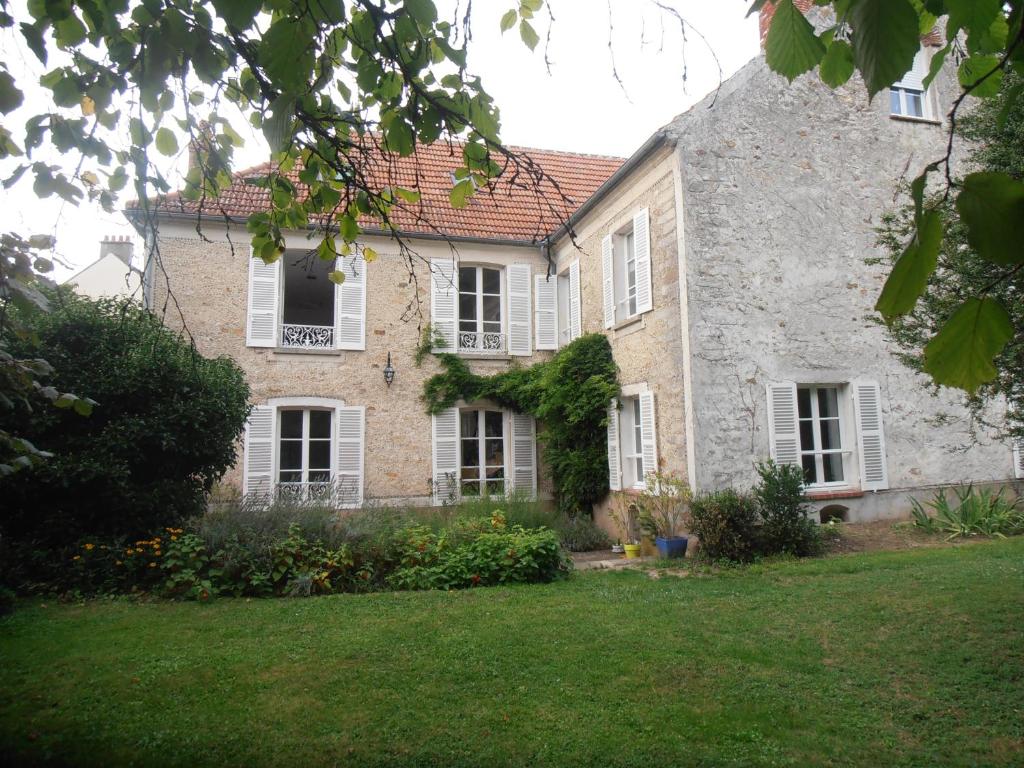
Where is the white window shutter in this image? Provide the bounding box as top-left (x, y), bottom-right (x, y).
top-left (334, 254), bottom-right (366, 350)
top-left (633, 208), bottom-right (653, 315)
top-left (430, 258), bottom-right (457, 352)
top-left (246, 256), bottom-right (280, 347)
top-left (607, 399), bottom-right (622, 491)
top-left (509, 412), bottom-right (537, 496)
top-left (569, 260), bottom-right (582, 340)
top-left (853, 379), bottom-right (889, 491)
top-left (432, 407), bottom-right (460, 504)
top-left (1013, 438), bottom-right (1024, 480)
top-left (766, 381), bottom-right (800, 467)
top-left (894, 47), bottom-right (928, 90)
top-left (335, 406), bottom-right (364, 508)
top-left (243, 405), bottom-right (275, 498)
top-left (534, 274), bottom-right (557, 351)
top-left (638, 391), bottom-right (658, 479)
top-left (507, 263), bottom-right (532, 356)
top-left (601, 235), bottom-right (615, 329)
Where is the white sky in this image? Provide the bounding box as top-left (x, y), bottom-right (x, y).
top-left (0, 1), bottom-right (759, 279)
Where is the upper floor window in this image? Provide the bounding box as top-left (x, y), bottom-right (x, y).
top-left (458, 266), bottom-right (505, 354)
top-left (890, 48), bottom-right (931, 120)
top-left (601, 208), bottom-right (652, 329)
top-left (281, 254), bottom-right (335, 349)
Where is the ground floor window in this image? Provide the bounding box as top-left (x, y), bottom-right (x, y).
top-left (278, 408), bottom-right (333, 498)
top-left (460, 409), bottom-right (505, 496)
top-left (620, 396), bottom-right (645, 489)
top-left (797, 385), bottom-right (845, 486)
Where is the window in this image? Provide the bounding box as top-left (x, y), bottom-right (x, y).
top-left (890, 48), bottom-right (930, 119)
top-left (458, 266), bottom-right (504, 353)
top-left (460, 409), bottom-right (505, 496)
top-left (278, 408), bottom-right (333, 499)
top-left (797, 386), bottom-right (847, 486)
top-left (621, 396), bottom-right (645, 489)
top-left (281, 252), bottom-right (335, 349)
top-left (607, 391), bottom-right (657, 491)
top-left (556, 271), bottom-right (570, 347)
top-left (601, 209), bottom-right (651, 329)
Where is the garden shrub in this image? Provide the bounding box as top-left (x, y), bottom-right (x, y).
top-left (755, 461), bottom-right (822, 556)
top-left (688, 489), bottom-right (762, 562)
top-left (0, 289), bottom-right (250, 547)
top-left (557, 515), bottom-right (611, 552)
top-left (910, 485), bottom-right (1024, 539)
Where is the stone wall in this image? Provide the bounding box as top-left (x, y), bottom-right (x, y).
top-left (151, 221), bottom-right (552, 504)
top-left (671, 55), bottom-right (1019, 519)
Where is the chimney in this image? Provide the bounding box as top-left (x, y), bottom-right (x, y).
top-left (759, 0), bottom-right (816, 47)
top-left (100, 235), bottom-right (134, 267)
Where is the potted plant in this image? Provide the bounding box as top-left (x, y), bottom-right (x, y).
top-left (636, 472), bottom-right (691, 559)
top-left (608, 494), bottom-right (642, 558)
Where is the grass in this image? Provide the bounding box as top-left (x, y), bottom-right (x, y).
top-left (1, 540), bottom-right (1022, 767)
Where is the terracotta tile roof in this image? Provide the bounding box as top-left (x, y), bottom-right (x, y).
top-left (132, 140), bottom-right (623, 244)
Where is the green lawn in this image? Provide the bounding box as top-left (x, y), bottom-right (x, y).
top-left (1, 540), bottom-right (1022, 768)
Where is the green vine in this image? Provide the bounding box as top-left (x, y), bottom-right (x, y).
top-left (420, 334), bottom-right (619, 514)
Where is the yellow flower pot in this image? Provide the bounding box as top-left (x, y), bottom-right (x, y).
top-left (623, 543), bottom-right (641, 559)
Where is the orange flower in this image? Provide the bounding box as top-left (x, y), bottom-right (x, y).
top-left (83, 543), bottom-right (95, 551)
top-left (148, 562), bottom-right (156, 568)
top-left (72, 555), bottom-right (81, 561)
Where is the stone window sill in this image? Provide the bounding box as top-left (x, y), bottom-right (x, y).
top-left (806, 489), bottom-right (865, 501)
top-left (272, 347), bottom-right (343, 357)
top-left (458, 353), bottom-right (513, 361)
top-left (612, 313), bottom-right (648, 337)
top-left (889, 114), bottom-right (941, 127)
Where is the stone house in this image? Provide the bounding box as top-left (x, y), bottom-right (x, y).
top-left (63, 235), bottom-right (143, 301)
top-left (133, 5), bottom-right (1024, 526)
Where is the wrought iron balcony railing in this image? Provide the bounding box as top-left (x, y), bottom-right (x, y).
top-left (458, 330), bottom-right (505, 354)
top-left (281, 324), bottom-right (335, 349)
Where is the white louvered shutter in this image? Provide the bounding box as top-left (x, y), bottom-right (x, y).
top-left (430, 258), bottom-right (457, 352)
top-left (569, 260), bottom-right (582, 340)
top-left (853, 380), bottom-right (889, 491)
top-left (601, 235), bottom-right (615, 329)
top-left (510, 412), bottom-right (537, 495)
top-left (507, 264), bottom-right (532, 356)
top-left (607, 399), bottom-right (622, 491)
top-left (894, 47), bottom-right (928, 91)
top-left (638, 391), bottom-right (658, 480)
top-left (243, 405), bottom-right (275, 497)
top-left (633, 208), bottom-right (653, 315)
top-left (335, 406), bottom-right (364, 508)
top-left (766, 382), bottom-right (800, 467)
top-left (246, 256), bottom-right (280, 347)
top-left (534, 274), bottom-right (557, 351)
top-left (334, 254), bottom-right (366, 350)
top-left (1013, 438), bottom-right (1024, 479)
top-left (432, 407), bottom-right (460, 504)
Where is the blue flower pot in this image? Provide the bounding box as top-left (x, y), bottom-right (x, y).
top-left (655, 536), bottom-right (688, 559)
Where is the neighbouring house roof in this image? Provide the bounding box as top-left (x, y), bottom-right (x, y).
top-left (128, 140), bottom-right (623, 245)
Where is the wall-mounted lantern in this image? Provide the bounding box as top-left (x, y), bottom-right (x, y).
top-left (383, 351), bottom-right (395, 387)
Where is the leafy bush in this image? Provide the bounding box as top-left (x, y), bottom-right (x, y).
top-left (910, 485), bottom-right (1024, 539)
top-left (557, 515), bottom-right (611, 552)
top-left (636, 472), bottom-right (690, 540)
top-left (755, 461), bottom-right (822, 556)
top-left (0, 290), bottom-right (250, 546)
top-left (687, 489), bottom-right (762, 562)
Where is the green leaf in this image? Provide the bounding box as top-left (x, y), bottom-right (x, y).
top-left (259, 17), bottom-right (315, 92)
top-left (958, 55), bottom-right (1003, 98)
top-left (765, 0), bottom-right (826, 81)
top-left (519, 19), bottom-right (540, 51)
top-left (395, 187), bottom-right (421, 204)
top-left (955, 172), bottom-right (1024, 266)
top-left (328, 270), bottom-right (346, 285)
top-left (449, 177), bottom-right (474, 209)
top-left (922, 43), bottom-right (948, 90)
top-left (819, 40), bottom-right (855, 87)
top-left (155, 127), bottom-right (179, 156)
top-left (0, 71), bottom-right (24, 114)
top-left (923, 297), bottom-right (1013, 392)
top-left (405, 0), bottom-right (438, 26)
top-left (210, 0), bottom-right (261, 30)
top-left (317, 236), bottom-right (337, 262)
top-left (875, 209), bottom-right (943, 319)
top-left (500, 10), bottom-right (517, 33)
top-left (850, 0), bottom-right (920, 98)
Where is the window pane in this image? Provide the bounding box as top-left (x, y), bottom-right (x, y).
top-left (890, 88), bottom-right (902, 115)
top-left (279, 440), bottom-right (302, 470)
top-left (820, 418), bottom-right (842, 451)
top-left (279, 470), bottom-right (302, 484)
top-left (486, 466), bottom-right (504, 480)
top-left (482, 268), bottom-right (501, 295)
top-left (460, 411), bottom-right (479, 438)
top-left (907, 90), bottom-right (923, 117)
top-left (461, 465), bottom-right (480, 481)
top-left (801, 455), bottom-right (818, 485)
top-left (461, 438), bottom-right (479, 468)
top-left (485, 438), bottom-right (504, 466)
top-left (634, 457), bottom-right (644, 484)
top-left (462, 480), bottom-right (481, 496)
top-left (823, 452), bottom-right (844, 483)
top-left (625, 231), bottom-right (634, 260)
top-left (280, 410), bottom-right (303, 439)
top-left (459, 293), bottom-right (477, 322)
top-left (459, 266), bottom-right (476, 293)
top-left (485, 410), bottom-right (503, 437)
top-left (308, 440), bottom-right (330, 470)
top-left (799, 420), bottom-right (815, 451)
top-left (485, 479), bottom-right (504, 495)
top-left (482, 294), bottom-right (501, 323)
top-left (797, 388), bottom-right (812, 419)
top-left (309, 410), bottom-right (331, 439)
top-left (308, 470), bottom-right (331, 484)
top-left (817, 388), bottom-right (839, 418)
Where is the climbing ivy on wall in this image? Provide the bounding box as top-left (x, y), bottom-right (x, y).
top-left (421, 333), bottom-right (619, 514)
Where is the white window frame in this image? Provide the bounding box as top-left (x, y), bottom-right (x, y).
top-left (279, 252), bottom-right (337, 350)
top-left (797, 385), bottom-right (852, 490)
top-left (556, 270), bottom-right (571, 347)
top-left (616, 395), bottom-right (646, 490)
top-left (890, 48), bottom-right (933, 120)
top-left (613, 226), bottom-right (639, 324)
top-left (276, 407), bottom-right (335, 499)
top-left (459, 407), bottom-right (507, 497)
top-left (457, 264), bottom-right (506, 355)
